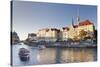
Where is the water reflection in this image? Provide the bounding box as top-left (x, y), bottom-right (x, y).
top-left (12, 43), bottom-right (97, 66)
top-left (60, 48), bottom-right (97, 63)
top-left (38, 48), bottom-right (56, 64)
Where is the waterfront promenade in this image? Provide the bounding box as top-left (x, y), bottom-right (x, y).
top-left (23, 40), bottom-right (97, 48)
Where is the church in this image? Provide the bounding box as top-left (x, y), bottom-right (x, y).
top-left (62, 18), bottom-right (95, 41)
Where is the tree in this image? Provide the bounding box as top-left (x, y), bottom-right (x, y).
top-left (73, 35), bottom-right (80, 41)
top-left (79, 30), bottom-right (87, 40)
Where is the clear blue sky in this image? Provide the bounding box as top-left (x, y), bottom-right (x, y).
top-left (12, 1), bottom-right (97, 40)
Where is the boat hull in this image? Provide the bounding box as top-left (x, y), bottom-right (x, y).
top-left (18, 48), bottom-right (30, 61)
top-left (19, 55), bottom-right (30, 61)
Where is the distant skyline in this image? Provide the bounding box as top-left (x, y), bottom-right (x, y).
top-left (12, 1), bottom-right (97, 40)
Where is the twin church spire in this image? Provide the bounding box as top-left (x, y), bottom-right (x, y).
top-left (72, 8), bottom-right (80, 26)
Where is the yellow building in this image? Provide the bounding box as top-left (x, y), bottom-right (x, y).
top-left (78, 20), bottom-right (95, 39)
top-left (62, 19), bottom-right (95, 40)
top-left (78, 20), bottom-right (94, 32)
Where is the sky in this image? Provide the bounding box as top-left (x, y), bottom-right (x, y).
top-left (12, 1), bottom-right (97, 40)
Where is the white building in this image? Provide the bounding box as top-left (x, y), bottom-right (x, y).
top-left (28, 33), bottom-right (37, 41)
top-left (61, 27), bottom-right (69, 41)
top-left (37, 28), bottom-right (60, 42)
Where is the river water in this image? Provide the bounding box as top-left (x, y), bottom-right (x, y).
top-left (11, 43), bottom-right (97, 66)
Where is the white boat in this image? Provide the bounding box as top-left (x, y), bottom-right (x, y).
top-left (38, 45), bottom-right (46, 50)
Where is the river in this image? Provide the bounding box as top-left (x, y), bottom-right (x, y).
top-left (11, 43), bottom-right (97, 66)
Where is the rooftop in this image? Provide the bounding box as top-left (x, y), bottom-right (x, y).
top-left (79, 20), bottom-right (93, 26)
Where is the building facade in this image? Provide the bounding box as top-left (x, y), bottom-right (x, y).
top-left (62, 20), bottom-right (95, 41)
top-left (37, 28), bottom-right (60, 42)
top-left (36, 19), bottom-right (95, 42)
top-left (28, 33), bottom-right (37, 41)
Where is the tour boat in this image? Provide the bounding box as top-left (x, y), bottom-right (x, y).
top-left (18, 48), bottom-right (30, 61)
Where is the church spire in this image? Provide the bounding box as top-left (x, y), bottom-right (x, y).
top-left (77, 8), bottom-right (80, 24)
top-left (72, 17), bottom-right (74, 26)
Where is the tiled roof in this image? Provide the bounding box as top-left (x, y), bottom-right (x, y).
top-left (79, 20), bottom-right (93, 26)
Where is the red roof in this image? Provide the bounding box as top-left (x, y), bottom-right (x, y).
top-left (79, 20), bottom-right (93, 26)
